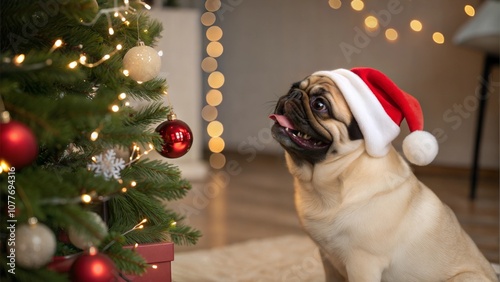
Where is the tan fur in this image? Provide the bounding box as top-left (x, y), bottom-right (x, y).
top-left (284, 77), bottom-right (498, 282)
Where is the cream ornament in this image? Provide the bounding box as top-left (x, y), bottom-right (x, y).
top-left (68, 211), bottom-right (108, 250)
top-left (16, 220), bottom-right (57, 269)
top-left (122, 41), bottom-right (161, 83)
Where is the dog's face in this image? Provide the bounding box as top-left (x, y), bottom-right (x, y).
top-left (271, 75), bottom-right (363, 164)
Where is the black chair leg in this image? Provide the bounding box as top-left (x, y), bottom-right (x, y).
top-left (470, 54), bottom-right (499, 200)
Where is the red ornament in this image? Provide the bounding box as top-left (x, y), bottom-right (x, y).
top-left (69, 249), bottom-right (116, 282)
top-left (0, 116), bottom-right (38, 168)
top-left (155, 114), bottom-right (193, 158)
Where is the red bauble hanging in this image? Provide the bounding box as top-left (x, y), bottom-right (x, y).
top-left (0, 113), bottom-right (38, 168)
top-left (155, 113), bottom-right (193, 158)
top-left (69, 248), bottom-right (116, 282)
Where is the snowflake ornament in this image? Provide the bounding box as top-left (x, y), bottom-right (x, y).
top-left (88, 149), bottom-right (126, 180)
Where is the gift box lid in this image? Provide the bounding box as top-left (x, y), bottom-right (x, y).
top-left (124, 242), bottom-right (174, 263)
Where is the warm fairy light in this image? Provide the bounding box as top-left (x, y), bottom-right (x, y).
top-left (69, 61), bottom-right (78, 69)
top-left (109, 27), bottom-right (115, 35)
top-left (432, 32), bottom-right (445, 44)
top-left (206, 89), bottom-right (223, 106)
top-left (201, 105), bottom-right (218, 121)
top-left (364, 16), bottom-right (378, 29)
top-left (205, 0), bottom-right (222, 12)
top-left (201, 57), bottom-right (218, 73)
top-left (201, 12), bottom-right (216, 26)
top-left (328, 0), bottom-right (341, 9)
top-left (410, 20), bottom-right (422, 32)
top-left (206, 26), bottom-right (223, 41)
top-left (14, 54), bottom-right (25, 65)
top-left (91, 156), bottom-right (97, 162)
top-left (54, 39), bottom-right (63, 48)
top-left (118, 93), bottom-right (127, 100)
top-left (80, 56), bottom-right (87, 64)
top-left (134, 243), bottom-right (139, 249)
top-left (125, 101), bottom-right (130, 106)
top-left (208, 71), bottom-right (225, 89)
top-left (170, 221), bottom-right (177, 227)
top-left (131, 181), bottom-right (137, 187)
top-left (204, 0), bottom-right (225, 168)
top-left (0, 161), bottom-right (10, 173)
top-left (121, 187), bottom-right (127, 193)
top-left (206, 42), bottom-right (224, 57)
top-left (385, 28), bottom-right (398, 41)
top-left (103, 54), bottom-right (110, 60)
top-left (209, 153), bottom-right (226, 169)
top-left (90, 131), bottom-right (99, 141)
top-left (351, 0), bottom-right (364, 11)
top-left (123, 70), bottom-right (130, 76)
top-left (116, 44), bottom-right (123, 50)
top-left (151, 265), bottom-right (158, 269)
top-left (158, 50), bottom-right (163, 57)
top-left (81, 194), bottom-right (92, 203)
top-left (111, 105), bottom-right (119, 112)
top-left (208, 137), bottom-right (225, 153)
top-left (464, 5), bottom-right (475, 17)
top-left (207, 120), bottom-right (224, 137)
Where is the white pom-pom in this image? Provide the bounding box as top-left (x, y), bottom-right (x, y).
top-left (402, 130), bottom-right (438, 166)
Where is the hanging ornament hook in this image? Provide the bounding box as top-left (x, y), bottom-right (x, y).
top-left (163, 91), bottom-right (177, 120)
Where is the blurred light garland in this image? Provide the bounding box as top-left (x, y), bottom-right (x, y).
top-left (202, 0), bottom-right (226, 170)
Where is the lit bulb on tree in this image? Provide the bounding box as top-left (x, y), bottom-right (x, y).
top-left (0, 111), bottom-right (38, 169)
top-left (16, 218), bottom-right (57, 269)
top-left (122, 41), bottom-right (161, 83)
top-left (155, 112), bottom-right (193, 158)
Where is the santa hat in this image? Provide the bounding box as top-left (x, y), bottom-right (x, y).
top-left (313, 67), bottom-right (438, 166)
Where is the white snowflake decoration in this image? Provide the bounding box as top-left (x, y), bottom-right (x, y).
top-left (88, 149), bottom-right (126, 180)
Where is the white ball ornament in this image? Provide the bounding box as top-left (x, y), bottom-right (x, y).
top-left (122, 41), bottom-right (161, 83)
top-left (68, 211), bottom-right (108, 250)
top-left (16, 219), bottom-right (57, 269)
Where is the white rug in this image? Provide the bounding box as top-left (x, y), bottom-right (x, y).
top-left (172, 235), bottom-right (500, 282)
top-left (172, 235), bottom-right (324, 282)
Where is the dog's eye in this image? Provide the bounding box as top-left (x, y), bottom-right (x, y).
top-left (311, 96), bottom-right (328, 112)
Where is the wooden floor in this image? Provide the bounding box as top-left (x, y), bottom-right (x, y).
top-left (171, 152), bottom-right (499, 263)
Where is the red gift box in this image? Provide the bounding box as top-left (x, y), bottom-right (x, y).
top-left (124, 242), bottom-right (174, 282)
top-left (48, 242), bottom-right (174, 282)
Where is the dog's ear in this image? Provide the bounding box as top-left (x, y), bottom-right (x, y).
top-left (347, 118), bottom-right (363, 141)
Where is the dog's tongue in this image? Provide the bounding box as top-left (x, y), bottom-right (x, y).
top-left (269, 114), bottom-right (295, 130)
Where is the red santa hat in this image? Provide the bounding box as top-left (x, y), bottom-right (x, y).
top-left (313, 67), bottom-right (438, 166)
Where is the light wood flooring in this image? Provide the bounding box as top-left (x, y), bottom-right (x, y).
top-left (171, 152), bottom-right (499, 263)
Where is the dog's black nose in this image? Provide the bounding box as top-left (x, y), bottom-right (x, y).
top-left (289, 89), bottom-right (302, 100)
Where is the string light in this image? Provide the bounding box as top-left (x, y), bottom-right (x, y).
top-left (203, 0), bottom-right (226, 169)
top-left (14, 54), bottom-right (25, 65)
top-left (49, 39), bottom-right (63, 53)
top-left (328, 0), bottom-right (341, 9)
top-left (432, 32), bottom-right (445, 44)
top-left (81, 194), bottom-right (92, 203)
top-left (351, 0), bottom-right (364, 11)
top-left (410, 20), bottom-right (423, 32)
top-left (385, 28), bottom-right (398, 41)
top-left (90, 131), bottom-right (99, 141)
top-left (72, 44), bottom-right (124, 69)
top-left (464, 5), bottom-right (475, 17)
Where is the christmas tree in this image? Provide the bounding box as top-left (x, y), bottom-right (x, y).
top-left (0, 1), bottom-right (200, 281)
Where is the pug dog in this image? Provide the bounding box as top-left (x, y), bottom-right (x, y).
top-left (270, 68), bottom-right (498, 282)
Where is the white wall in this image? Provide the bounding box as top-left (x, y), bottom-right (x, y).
top-left (212, 0), bottom-right (499, 169)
